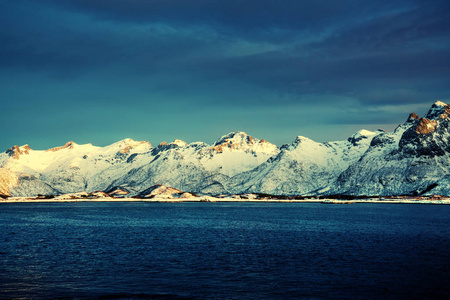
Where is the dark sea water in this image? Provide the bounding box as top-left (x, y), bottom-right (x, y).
top-left (0, 202), bottom-right (450, 299)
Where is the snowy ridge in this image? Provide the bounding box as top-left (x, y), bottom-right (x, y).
top-left (3, 101), bottom-right (450, 197)
top-left (0, 133), bottom-right (278, 196)
top-left (211, 132), bottom-right (278, 154)
top-left (200, 132), bottom-right (279, 177)
top-left (226, 129), bottom-right (377, 195)
top-left (333, 101), bottom-right (450, 196)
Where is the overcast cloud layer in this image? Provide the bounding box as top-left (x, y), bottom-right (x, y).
top-left (1, 0), bottom-right (449, 150)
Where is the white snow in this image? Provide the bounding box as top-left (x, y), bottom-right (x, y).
top-left (172, 139), bottom-right (188, 147)
top-left (350, 129), bottom-right (377, 140)
top-left (426, 100), bottom-right (449, 119)
top-left (434, 100), bottom-right (447, 107)
top-left (2, 101), bottom-right (450, 198)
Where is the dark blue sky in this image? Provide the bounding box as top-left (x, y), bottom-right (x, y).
top-left (1, 0), bottom-right (450, 150)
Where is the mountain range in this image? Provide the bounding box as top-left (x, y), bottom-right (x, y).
top-left (2, 101), bottom-right (450, 197)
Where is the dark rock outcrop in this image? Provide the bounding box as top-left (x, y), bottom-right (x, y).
top-left (6, 145), bottom-right (31, 160)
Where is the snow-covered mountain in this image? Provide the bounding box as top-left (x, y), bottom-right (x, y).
top-left (333, 101), bottom-right (450, 196)
top-left (199, 132), bottom-right (279, 177)
top-left (226, 129), bottom-right (379, 195)
top-left (2, 101), bottom-right (450, 197)
top-left (0, 132), bottom-right (278, 197)
top-left (103, 132), bottom-right (278, 195)
top-left (0, 139), bottom-right (153, 196)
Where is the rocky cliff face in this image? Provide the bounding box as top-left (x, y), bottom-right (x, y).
top-left (2, 101), bottom-right (450, 197)
top-left (6, 145), bottom-right (31, 160)
top-left (333, 101), bottom-right (450, 196)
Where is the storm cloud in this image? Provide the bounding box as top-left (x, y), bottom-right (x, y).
top-left (1, 0), bottom-right (449, 149)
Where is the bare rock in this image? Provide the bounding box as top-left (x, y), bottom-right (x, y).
top-left (6, 144), bottom-right (31, 160)
top-left (46, 141), bottom-right (75, 152)
top-left (407, 112), bottom-right (420, 122)
top-left (415, 118), bottom-right (437, 135)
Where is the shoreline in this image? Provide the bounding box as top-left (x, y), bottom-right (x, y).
top-left (1, 197), bottom-right (450, 205)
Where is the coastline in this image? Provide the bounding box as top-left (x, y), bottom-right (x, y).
top-left (1, 197), bottom-right (450, 205)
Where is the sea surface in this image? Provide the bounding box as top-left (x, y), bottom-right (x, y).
top-left (0, 202), bottom-right (449, 299)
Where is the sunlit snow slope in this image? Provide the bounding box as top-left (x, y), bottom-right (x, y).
top-left (2, 102), bottom-right (450, 197)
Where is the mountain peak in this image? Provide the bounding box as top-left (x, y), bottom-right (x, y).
top-left (351, 129), bottom-right (376, 139)
top-left (5, 144), bottom-right (31, 160)
top-left (152, 139), bottom-right (188, 155)
top-left (434, 100), bottom-right (448, 107)
top-left (348, 129), bottom-right (377, 145)
top-left (114, 138), bottom-right (152, 147)
top-left (212, 132), bottom-right (253, 152)
top-left (172, 139), bottom-right (187, 147)
top-left (216, 131), bottom-right (249, 141)
top-left (407, 112), bottom-right (420, 122)
top-left (281, 136), bottom-right (315, 150)
top-left (157, 139), bottom-right (186, 148)
top-left (211, 131), bottom-right (277, 154)
top-left (119, 138), bottom-right (135, 144)
top-left (114, 139), bottom-right (152, 154)
top-left (425, 100), bottom-right (450, 120)
top-left (45, 141), bottom-right (77, 152)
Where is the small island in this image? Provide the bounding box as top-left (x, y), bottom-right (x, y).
top-left (2, 184), bottom-right (449, 205)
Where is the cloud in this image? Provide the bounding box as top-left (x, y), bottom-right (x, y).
top-left (0, 3), bottom-right (214, 78)
top-left (1, 0), bottom-right (450, 150)
top-left (36, 1), bottom-right (388, 28)
top-left (4, 1), bottom-right (448, 87)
